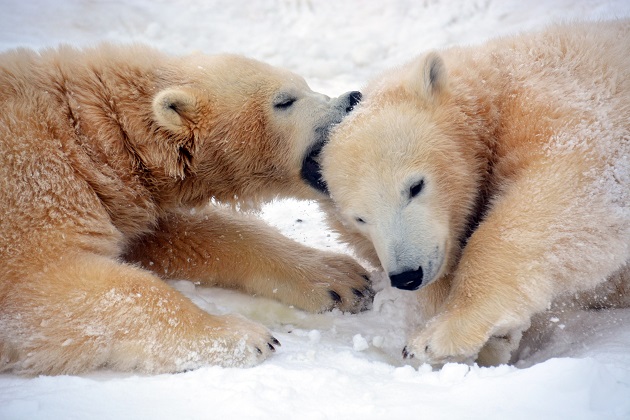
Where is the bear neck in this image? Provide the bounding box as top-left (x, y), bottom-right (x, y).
top-left (44, 45), bottom-right (180, 237)
top-left (441, 52), bottom-right (505, 251)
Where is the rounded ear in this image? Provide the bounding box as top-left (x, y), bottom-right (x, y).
top-left (152, 88), bottom-right (198, 132)
top-left (409, 51), bottom-right (446, 102)
top-left (152, 88), bottom-right (200, 179)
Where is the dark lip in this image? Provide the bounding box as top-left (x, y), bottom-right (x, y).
top-left (300, 138), bottom-right (328, 194)
top-left (300, 92), bottom-right (362, 193)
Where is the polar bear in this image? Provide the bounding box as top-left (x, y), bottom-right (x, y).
top-left (321, 20), bottom-right (630, 366)
top-left (0, 44), bottom-right (370, 375)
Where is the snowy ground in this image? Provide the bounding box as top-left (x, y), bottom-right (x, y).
top-left (2, 1), bottom-right (630, 419)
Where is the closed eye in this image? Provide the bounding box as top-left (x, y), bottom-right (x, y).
top-left (409, 179), bottom-right (425, 199)
top-left (355, 217), bottom-right (366, 224)
top-left (274, 97), bottom-right (296, 109)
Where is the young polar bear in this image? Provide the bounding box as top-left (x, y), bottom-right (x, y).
top-left (321, 20), bottom-right (630, 366)
top-left (0, 44), bottom-right (369, 375)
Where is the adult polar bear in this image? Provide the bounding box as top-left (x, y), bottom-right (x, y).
top-left (321, 20), bottom-right (630, 366)
top-left (0, 44), bottom-right (369, 375)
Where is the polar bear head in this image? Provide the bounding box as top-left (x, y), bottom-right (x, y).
top-left (321, 52), bottom-right (480, 291)
top-left (150, 53), bottom-right (361, 206)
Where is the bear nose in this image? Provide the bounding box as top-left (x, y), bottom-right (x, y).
top-left (345, 91), bottom-right (362, 113)
top-left (389, 267), bottom-right (423, 291)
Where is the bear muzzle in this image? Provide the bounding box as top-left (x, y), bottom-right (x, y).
top-left (345, 91), bottom-right (362, 113)
top-left (301, 91), bottom-right (362, 194)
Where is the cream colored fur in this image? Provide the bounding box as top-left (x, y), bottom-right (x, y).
top-left (0, 44), bottom-right (372, 375)
top-left (321, 20), bottom-right (630, 366)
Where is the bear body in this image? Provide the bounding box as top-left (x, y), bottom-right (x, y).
top-left (321, 20), bottom-right (630, 365)
top-left (0, 44), bottom-right (370, 375)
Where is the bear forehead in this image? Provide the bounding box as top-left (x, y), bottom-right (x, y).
top-left (324, 104), bottom-right (454, 204)
top-left (329, 106), bottom-right (440, 166)
top-left (178, 54), bottom-right (307, 91)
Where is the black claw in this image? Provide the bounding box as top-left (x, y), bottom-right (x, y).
top-left (352, 288), bottom-right (364, 298)
top-left (271, 337), bottom-right (281, 347)
top-left (361, 274), bottom-right (371, 283)
top-left (329, 290), bottom-right (342, 303)
top-left (402, 346), bottom-right (415, 359)
top-left (255, 347), bottom-right (263, 355)
top-left (268, 342), bottom-right (276, 352)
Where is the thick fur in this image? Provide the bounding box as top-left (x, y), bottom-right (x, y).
top-left (321, 20), bottom-right (630, 366)
top-left (0, 44), bottom-right (372, 375)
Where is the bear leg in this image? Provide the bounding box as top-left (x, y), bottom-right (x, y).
top-left (404, 162), bottom-right (630, 366)
top-left (0, 253), bottom-right (277, 375)
top-left (125, 207), bottom-right (374, 314)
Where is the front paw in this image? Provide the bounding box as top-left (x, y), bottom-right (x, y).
top-left (402, 313), bottom-right (488, 365)
top-left (305, 252), bottom-right (374, 314)
top-left (194, 314), bottom-right (280, 369)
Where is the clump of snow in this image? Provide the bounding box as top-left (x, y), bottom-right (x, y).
top-left (1, 1), bottom-right (630, 419)
top-left (352, 334), bottom-right (369, 351)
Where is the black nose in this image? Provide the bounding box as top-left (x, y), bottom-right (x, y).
top-left (389, 267), bottom-right (423, 291)
top-left (345, 91), bottom-right (362, 113)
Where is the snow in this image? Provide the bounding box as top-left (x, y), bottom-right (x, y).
top-left (1, 0), bottom-right (630, 419)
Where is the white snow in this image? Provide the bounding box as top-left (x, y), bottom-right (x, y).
top-left (1, 1), bottom-right (630, 419)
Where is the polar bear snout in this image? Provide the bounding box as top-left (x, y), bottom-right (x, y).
top-left (300, 91), bottom-right (362, 193)
top-left (389, 267), bottom-right (424, 291)
top-left (345, 91), bottom-right (362, 113)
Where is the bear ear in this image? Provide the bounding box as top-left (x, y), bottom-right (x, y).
top-left (152, 88), bottom-right (199, 132)
top-left (410, 51), bottom-right (446, 102)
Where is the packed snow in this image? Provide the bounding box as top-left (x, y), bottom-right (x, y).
top-left (1, 1), bottom-right (630, 419)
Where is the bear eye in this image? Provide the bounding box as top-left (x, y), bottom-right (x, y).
top-left (409, 179), bottom-right (425, 199)
top-left (355, 217), bottom-right (366, 225)
top-left (274, 97), bottom-right (297, 109)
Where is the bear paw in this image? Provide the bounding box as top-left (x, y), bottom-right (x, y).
top-left (402, 309), bottom-right (530, 367)
top-left (302, 252), bottom-right (374, 314)
top-left (402, 313), bottom-right (485, 366)
top-left (165, 314), bottom-right (280, 372)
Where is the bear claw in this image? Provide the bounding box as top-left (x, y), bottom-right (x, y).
top-left (329, 290), bottom-right (342, 303)
top-left (402, 346), bottom-right (414, 359)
